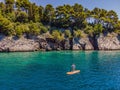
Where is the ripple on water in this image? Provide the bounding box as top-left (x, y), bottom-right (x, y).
top-left (0, 51), bottom-right (120, 90)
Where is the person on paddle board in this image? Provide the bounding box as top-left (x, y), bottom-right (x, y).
top-left (71, 64), bottom-right (76, 71)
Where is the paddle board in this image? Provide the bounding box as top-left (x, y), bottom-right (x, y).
top-left (67, 70), bottom-right (80, 75)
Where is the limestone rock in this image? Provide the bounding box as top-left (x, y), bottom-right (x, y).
top-left (97, 35), bottom-right (120, 50)
top-left (73, 37), bottom-right (94, 50)
top-left (64, 39), bottom-right (71, 50)
top-left (0, 36), bottom-right (40, 52)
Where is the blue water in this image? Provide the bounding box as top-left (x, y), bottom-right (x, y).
top-left (0, 51), bottom-right (120, 90)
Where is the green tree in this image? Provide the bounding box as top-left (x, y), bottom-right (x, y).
top-left (74, 30), bottom-right (83, 38)
top-left (0, 1), bottom-right (118, 37)
top-left (15, 24), bottom-right (29, 37)
top-left (5, 12), bottom-right (16, 22)
top-left (43, 4), bottom-right (54, 25)
top-left (5, 0), bottom-right (14, 13)
top-left (84, 24), bottom-right (103, 37)
top-left (28, 22), bottom-right (40, 35)
top-left (16, 11), bottom-right (28, 23)
top-left (15, 25), bottom-right (23, 37)
top-left (52, 30), bottom-right (64, 42)
top-left (0, 2), bottom-right (5, 16)
top-left (55, 4), bottom-right (73, 28)
top-left (94, 24), bottom-right (104, 35)
top-left (114, 21), bottom-right (120, 34)
top-left (84, 25), bottom-right (94, 36)
top-left (40, 26), bottom-right (48, 34)
top-left (64, 30), bottom-right (71, 38)
top-left (28, 5), bottom-right (44, 22)
top-left (16, 0), bottom-right (30, 13)
top-left (72, 4), bottom-right (86, 29)
top-left (91, 7), bottom-right (101, 24)
top-left (106, 10), bottom-right (118, 31)
top-left (38, 6), bottom-right (44, 22)
top-left (0, 15), bottom-right (14, 35)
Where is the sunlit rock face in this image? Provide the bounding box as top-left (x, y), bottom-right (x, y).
top-left (72, 37), bottom-right (94, 50)
top-left (97, 35), bottom-right (120, 50)
top-left (0, 36), bottom-right (39, 52)
top-left (0, 34), bottom-right (120, 52)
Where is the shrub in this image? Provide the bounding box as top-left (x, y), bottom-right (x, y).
top-left (74, 30), bottom-right (82, 38)
top-left (114, 29), bottom-right (120, 34)
top-left (84, 25), bottom-right (94, 36)
top-left (40, 26), bottom-right (48, 34)
top-left (15, 25), bottom-right (23, 37)
top-left (5, 12), bottom-right (16, 22)
top-left (15, 24), bottom-right (29, 37)
top-left (28, 23), bottom-right (40, 35)
top-left (0, 15), bottom-right (14, 36)
top-left (16, 11), bottom-right (28, 23)
top-left (64, 30), bottom-right (71, 38)
top-left (94, 24), bottom-right (104, 35)
top-left (52, 30), bottom-right (64, 42)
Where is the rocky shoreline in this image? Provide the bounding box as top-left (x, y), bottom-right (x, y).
top-left (0, 34), bottom-right (120, 52)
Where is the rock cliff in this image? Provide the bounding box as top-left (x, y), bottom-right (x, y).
top-left (73, 37), bottom-right (94, 50)
top-left (0, 34), bottom-right (120, 52)
top-left (0, 36), bottom-right (39, 52)
top-left (97, 35), bottom-right (120, 50)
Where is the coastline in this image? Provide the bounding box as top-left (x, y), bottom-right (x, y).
top-left (0, 33), bottom-right (120, 52)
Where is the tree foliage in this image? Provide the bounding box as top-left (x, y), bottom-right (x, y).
top-left (16, 11), bottom-right (28, 23)
top-left (52, 30), bottom-right (64, 42)
top-left (74, 30), bottom-right (82, 38)
top-left (28, 22), bottom-right (40, 35)
top-left (0, 15), bottom-right (14, 35)
top-left (64, 30), bottom-right (71, 38)
top-left (0, 0), bottom-right (119, 38)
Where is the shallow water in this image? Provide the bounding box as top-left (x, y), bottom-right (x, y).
top-left (0, 51), bottom-right (120, 90)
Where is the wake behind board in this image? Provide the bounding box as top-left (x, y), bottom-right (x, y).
top-left (67, 70), bottom-right (80, 75)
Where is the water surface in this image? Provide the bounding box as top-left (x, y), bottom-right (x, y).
top-left (0, 51), bottom-right (120, 90)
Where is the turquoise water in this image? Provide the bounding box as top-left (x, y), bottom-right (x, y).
top-left (0, 51), bottom-right (120, 90)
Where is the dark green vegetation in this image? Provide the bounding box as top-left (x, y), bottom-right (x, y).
top-left (0, 0), bottom-right (120, 39)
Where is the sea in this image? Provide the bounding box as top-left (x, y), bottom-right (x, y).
top-left (0, 51), bottom-right (120, 90)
